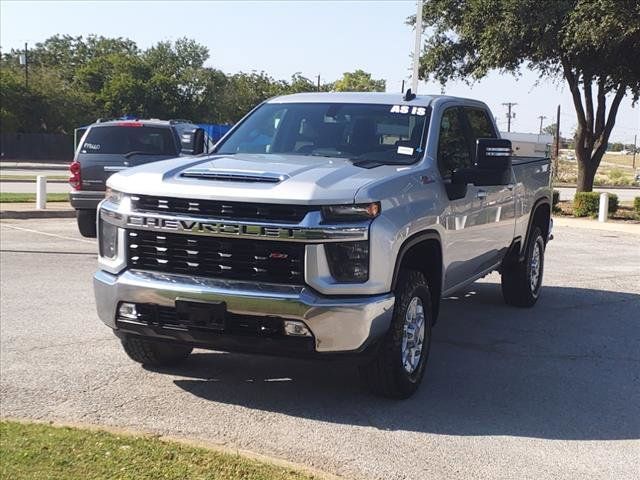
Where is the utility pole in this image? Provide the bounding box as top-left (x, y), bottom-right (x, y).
top-left (633, 133), bottom-right (637, 170)
top-left (538, 115), bottom-right (547, 134)
top-left (411, 0), bottom-right (423, 93)
top-left (502, 102), bottom-right (517, 132)
top-left (401, 79), bottom-right (405, 93)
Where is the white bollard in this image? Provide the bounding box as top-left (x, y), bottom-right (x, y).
top-left (36, 175), bottom-right (47, 210)
top-left (598, 192), bottom-right (609, 222)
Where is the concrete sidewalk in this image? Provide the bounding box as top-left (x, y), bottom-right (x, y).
top-left (0, 202), bottom-right (75, 219)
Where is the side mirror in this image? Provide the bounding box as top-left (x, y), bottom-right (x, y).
top-left (180, 128), bottom-right (206, 155)
top-left (451, 138), bottom-right (512, 188)
top-left (475, 138), bottom-right (512, 170)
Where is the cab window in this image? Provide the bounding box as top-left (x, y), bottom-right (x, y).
top-left (437, 107), bottom-right (472, 177)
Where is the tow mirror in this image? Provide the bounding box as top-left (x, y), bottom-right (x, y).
top-left (180, 128), bottom-right (206, 155)
top-left (451, 138), bottom-right (512, 188)
top-left (475, 138), bottom-right (512, 170)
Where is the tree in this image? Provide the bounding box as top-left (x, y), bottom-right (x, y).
top-left (542, 123), bottom-right (558, 137)
top-left (333, 69), bottom-right (385, 92)
top-left (411, 0), bottom-right (640, 192)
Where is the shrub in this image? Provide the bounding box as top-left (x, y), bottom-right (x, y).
top-left (573, 192), bottom-right (618, 217)
top-left (634, 197), bottom-right (640, 218)
top-left (552, 190), bottom-right (560, 206)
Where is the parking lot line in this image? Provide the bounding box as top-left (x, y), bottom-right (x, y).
top-left (0, 222), bottom-right (95, 244)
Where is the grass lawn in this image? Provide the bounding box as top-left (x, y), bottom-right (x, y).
top-left (0, 421), bottom-right (318, 480)
top-left (0, 192), bottom-right (69, 203)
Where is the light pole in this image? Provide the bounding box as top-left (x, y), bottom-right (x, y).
top-left (18, 42), bottom-right (28, 88)
top-left (411, 0), bottom-right (423, 94)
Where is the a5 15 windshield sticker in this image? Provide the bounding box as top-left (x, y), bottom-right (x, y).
top-left (390, 105), bottom-right (427, 116)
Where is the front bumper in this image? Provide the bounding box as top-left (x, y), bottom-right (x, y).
top-left (69, 190), bottom-right (105, 210)
top-left (94, 269), bottom-right (395, 354)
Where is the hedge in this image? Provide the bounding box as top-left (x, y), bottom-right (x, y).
top-left (573, 192), bottom-right (619, 217)
top-left (634, 197), bottom-right (640, 217)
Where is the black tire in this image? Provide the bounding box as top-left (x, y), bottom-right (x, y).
top-left (77, 209), bottom-right (97, 238)
top-left (501, 226), bottom-right (545, 307)
top-left (359, 270), bottom-right (433, 399)
top-left (121, 336), bottom-right (192, 367)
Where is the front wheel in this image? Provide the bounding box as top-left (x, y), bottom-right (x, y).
top-left (359, 270), bottom-right (433, 399)
top-left (501, 226), bottom-right (546, 307)
top-left (76, 209), bottom-right (97, 238)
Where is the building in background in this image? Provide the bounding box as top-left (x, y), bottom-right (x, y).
top-left (500, 132), bottom-right (553, 157)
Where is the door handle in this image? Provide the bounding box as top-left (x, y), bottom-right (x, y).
top-left (476, 190), bottom-right (488, 199)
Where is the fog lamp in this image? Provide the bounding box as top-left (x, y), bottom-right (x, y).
top-left (283, 320), bottom-right (312, 337)
top-left (118, 303), bottom-right (138, 320)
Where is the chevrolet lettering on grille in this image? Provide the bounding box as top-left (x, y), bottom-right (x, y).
top-left (126, 215), bottom-right (310, 240)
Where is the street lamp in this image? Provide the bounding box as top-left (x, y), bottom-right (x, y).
top-left (18, 43), bottom-right (28, 88)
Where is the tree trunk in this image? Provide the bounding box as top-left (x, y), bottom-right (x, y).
top-left (576, 157), bottom-right (596, 191)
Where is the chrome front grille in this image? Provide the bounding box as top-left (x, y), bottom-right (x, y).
top-left (131, 195), bottom-right (311, 223)
top-left (127, 230), bottom-right (305, 284)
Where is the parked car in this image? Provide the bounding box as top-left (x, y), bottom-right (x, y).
top-left (69, 118), bottom-right (210, 237)
top-left (94, 92), bottom-right (552, 398)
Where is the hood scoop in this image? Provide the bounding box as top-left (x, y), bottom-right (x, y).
top-left (181, 167), bottom-right (288, 184)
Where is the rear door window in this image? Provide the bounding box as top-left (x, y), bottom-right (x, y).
top-left (80, 126), bottom-right (177, 155)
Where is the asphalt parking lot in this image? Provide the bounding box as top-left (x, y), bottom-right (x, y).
top-left (1, 218), bottom-right (639, 480)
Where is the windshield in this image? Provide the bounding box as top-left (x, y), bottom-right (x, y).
top-left (80, 125), bottom-right (178, 156)
top-left (217, 103), bottom-right (430, 164)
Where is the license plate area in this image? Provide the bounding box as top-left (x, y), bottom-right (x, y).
top-left (175, 299), bottom-right (227, 331)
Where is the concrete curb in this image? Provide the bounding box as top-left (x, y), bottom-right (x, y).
top-left (0, 178), bottom-right (68, 184)
top-left (0, 209), bottom-right (75, 219)
top-left (553, 216), bottom-right (640, 234)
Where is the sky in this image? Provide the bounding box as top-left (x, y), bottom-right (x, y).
top-left (1, 0), bottom-right (638, 143)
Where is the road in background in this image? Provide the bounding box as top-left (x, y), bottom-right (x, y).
top-left (0, 181), bottom-right (70, 194)
top-left (1, 218), bottom-right (639, 480)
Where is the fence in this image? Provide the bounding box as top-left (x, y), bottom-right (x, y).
top-left (0, 133), bottom-right (74, 162)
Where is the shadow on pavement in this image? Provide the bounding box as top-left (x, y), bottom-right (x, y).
top-left (158, 283), bottom-right (640, 441)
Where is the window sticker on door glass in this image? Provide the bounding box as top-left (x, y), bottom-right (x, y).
top-left (397, 146), bottom-right (414, 155)
top-left (389, 105), bottom-right (427, 116)
top-left (83, 143), bottom-right (101, 150)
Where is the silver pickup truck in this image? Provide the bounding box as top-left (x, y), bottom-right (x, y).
top-left (94, 92), bottom-right (552, 398)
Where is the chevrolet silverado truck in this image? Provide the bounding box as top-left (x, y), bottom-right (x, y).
top-left (94, 92), bottom-right (552, 398)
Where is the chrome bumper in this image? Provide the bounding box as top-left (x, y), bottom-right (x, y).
top-left (94, 269), bottom-right (395, 353)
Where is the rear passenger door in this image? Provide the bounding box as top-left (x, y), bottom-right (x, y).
top-left (462, 107), bottom-right (516, 261)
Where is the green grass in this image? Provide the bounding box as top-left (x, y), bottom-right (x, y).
top-left (0, 192), bottom-right (69, 203)
top-left (0, 174), bottom-right (68, 182)
top-left (0, 421), bottom-right (318, 480)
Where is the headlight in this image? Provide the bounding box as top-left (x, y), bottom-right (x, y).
top-left (99, 219), bottom-right (118, 259)
top-left (322, 202), bottom-right (380, 222)
top-left (325, 241), bottom-right (369, 282)
top-left (105, 187), bottom-right (124, 205)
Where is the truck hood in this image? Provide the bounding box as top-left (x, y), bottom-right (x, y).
top-left (107, 153), bottom-right (400, 204)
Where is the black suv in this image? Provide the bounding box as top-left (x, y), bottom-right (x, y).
top-left (69, 119), bottom-right (208, 237)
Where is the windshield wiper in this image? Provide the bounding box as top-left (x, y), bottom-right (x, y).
top-left (123, 151), bottom-right (165, 158)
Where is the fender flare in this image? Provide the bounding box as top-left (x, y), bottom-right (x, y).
top-left (520, 195), bottom-right (552, 259)
top-left (391, 230), bottom-right (443, 291)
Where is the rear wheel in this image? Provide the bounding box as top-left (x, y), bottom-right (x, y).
top-left (76, 209), bottom-right (97, 238)
top-left (121, 336), bottom-right (192, 367)
top-left (501, 226), bottom-right (545, 307)
top-left (359, 270), bottom-right (432, 399)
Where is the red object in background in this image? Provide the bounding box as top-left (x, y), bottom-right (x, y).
top-left (117, 122), bottom-right (143, 127)
top-left (69, 161), bottom-right (81, 190)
